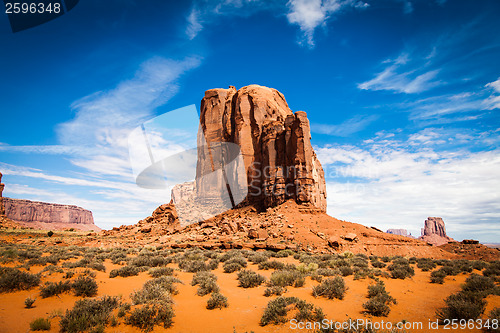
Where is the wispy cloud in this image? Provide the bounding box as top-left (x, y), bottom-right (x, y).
top-left (358, 52), bottom-right (442, 94)
top-left (483, 77), bottom-right (500, 110)
top-left (184, 0), bottom-right (368, 48)
top-left (286, 0), bottom-right (369, 48)
top-left (311, 114), bottom-right (378, 136)
top-left (316, 130), bottom-right (500, 241)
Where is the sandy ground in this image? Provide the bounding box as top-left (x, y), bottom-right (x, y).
top-left (1, 255), bottom-right (499, 333)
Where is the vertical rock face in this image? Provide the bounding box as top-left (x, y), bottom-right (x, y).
top-left (196, 85), bottom-right (327, 212)
top-left (419, 217), bottom-right (455, 246)
top-left (3, 197), bottom-right (98, 231)
top-left (422, 217), bottom-right (447, 237)
top-left (0, 172), bottom-right (5, 216)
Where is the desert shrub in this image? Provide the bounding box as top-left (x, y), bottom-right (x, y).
top-left (131, 277), bottom-right (180, 305)
top-left (269, 270), bottom-right (305, 288)
top-left (178, 259), bottom-right (210, 273)
top-left (47, 231), bottom-right (54, 237)
top-left (436, 290), bottom-right (486, 321)
top-left (248, 253), bottom-right (269, 264)
top-left (316, 268), bottom-right (338, 277)
top-left (339, 266), bottom-right (353, 277)
top-left (0, 267), bottom-right (40, 292)
top-left (148, 267), bottom-right (174, 278)
top-left (297, 263), bottom-right (319, 274)
top-left (109, 266), bottom-right (140, 278)
top-left (191, 271), bottom-right (219, 296)
top-left (330, 258), bottom-right (350, 268)
top-left (63, 271), bottom-right (75, 279)
top-left (264, 286), bottom-right (285, 297)
top-left (486, 308), bottom-right (500, 333)
top-left (387, 261), bottom-right (414, 280)
top-left (258, 260), bottom-right (285, 270)
top-left (430, 269), bottom-right (447, 284)
top-left (462, 274), bottom-right (496, 294)
top-left (260, 297), bottom-right (323, 326)
top-left (275, 249), bottom-right (295, 258)
top-left (130, 255), bottom-right (170, 268)
top-left (126, 300), bottom-right (174, 332)
top-left (59, 296), bottom-right (119, 333)
top-left (223, 256), bottom-right (247, 273)
top-left (237, 269), bottom-right (266, 288)
top-left (416, 258), bottom-right (437, 271)
top-left (72, 276), bottom-right (98, 297)
top-left (312, 276), bottom-right (347, 300)
top-left (440, 264), bottom-right (461, 276)
top-left (484, 262), bottom-right (500, 278)
top-left (40, 264), bottom-right (64, 274)
top-left (40, 281), bottom-right (72, 298)
top-left (371, 260), bottom-right (386, 268)
top-left (87, 261), bottom-right (106, 272)
top-left (363, 281), bottom-right (396, 317)
top-left (25, 296), bottom-right (36, 308)
top-left (145, 276), bottom-right (181, 295)
top-left (472, 260), bottom-right (488, 271)
top-left (206, 292), bottom-right (229, 310)
top-left (30, 317), bottom-right (51, 331)
top-left (350, 257), bottom-right (369, 269)
top-left (380, 256), bottom-right (391, 262)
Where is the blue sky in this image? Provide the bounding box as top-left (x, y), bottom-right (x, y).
top-left (0, 0), bottom-right (499, 242)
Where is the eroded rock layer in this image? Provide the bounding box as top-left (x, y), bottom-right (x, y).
top-left (3, 197), bottom-right (98, 231)
top-left (419, 217), bottom-right (455, 246)
top-left (197, 85), bottom-right (327, 211)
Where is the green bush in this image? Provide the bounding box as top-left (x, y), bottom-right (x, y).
top-left (148, 267), bottom-right (174, 278)
top-left (30, 317), bottom-right (51, 331)
top-left (25, 296), bottom-right (36, 308)
top-left (191, 271), bottom-right (219, 296)
top-left (0, 267), bottom-right (40, 292)
top-left (269, 270), bottom-right (305, 288)
top-left (462, 274), bottom-right (495, 294)
top-left (59, 296), bottom-right (120, 333)
top-left (206, 292), bottom-right (229, 310)
top-left (388, 262), bottom-right (415, 280)
top-left (417, 258), bottom-right (437, 271)
top-left (484, 262), bottom-right (500, 278)
top-left (486, 307), bottom-right (500, 333)
top-left (258, 260), bottom-right (285, 270)
top-left (338, 266), bottom-right (353, 277)
top-left (248, 253), bottom-right (269, 264)
top-left (40, 281), bottom-right (72, 298)
top-left (436, 291), bottom-right (487, 321)
top-left (263, 286), bottom-right (285, 297)
top-left (312, 276), bottom-right (347, 300)
top-left (237, 270), bottom-right (266, 288)
top-left (126, 300), bottom-right (174, 332)
top-left (363, 281), bottom-right (396, 317)
top-left (109, 266), bottom-right (140, 278)
top-left (223, 256), bottom-right (247, 273)
top-left (297, 263), bottom-right (319, 274)
top-left (260, 297), bottom-right (323, 326)
top-left (371, 260), bottom-right (386, 268)
top-left (362, 296), bottom-right (391, 317)
top-left (430, 269), bottom-right (447, 284)
top-left (131, 278), bottom-right (179, 305)
top-left (72, 276), bottom-right (98, 297)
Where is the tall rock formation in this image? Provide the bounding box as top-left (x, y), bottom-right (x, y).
top-left (194, 85), bottom-right (326, 212)
top-left (419, 217), bottom-right (455, 246)
top-left (0, 172), bottom-right (5, 216)
top-left (3, 197), bottom-right (99, 231)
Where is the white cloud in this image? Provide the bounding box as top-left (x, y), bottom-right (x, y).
top-left (186, 8), bottom-right (203, 40)
top-left (316, 131), bottom-right (500, 242)
top-left (483, 77), bottom-right (500, 110)
top-left (358, 62), bottom-right (441, 94)
top-left (286, 0), bottom-right (368, 47)
top-left (311, 114), bottom-right (378, 136)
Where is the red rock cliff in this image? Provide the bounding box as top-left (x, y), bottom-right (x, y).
top-left (0, 172), bottom-right (5, 216)
top-left (3, 197), bottom-right (99, 231)
top-left (196, 85), bottom-right (327, 211)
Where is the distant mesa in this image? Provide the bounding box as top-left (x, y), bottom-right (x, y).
top-left (418, 217), bottom-right (456, 246)
top-left (386, 229), bottom-right (409, 237)
top-left (3, 197), bottom-right (99, 232)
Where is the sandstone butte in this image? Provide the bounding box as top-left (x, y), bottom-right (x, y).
top-left (419, 217), bottom-right (456, 247)
top-left (103, 85), bottom-right (499, 260)
top-left (0, 172), bottom-right (100, 231)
